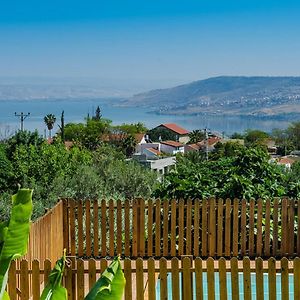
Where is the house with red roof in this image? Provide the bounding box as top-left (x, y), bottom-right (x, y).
top-left (154, 123), bottom-right (190, 143)
top-left (161, 140), bottom-right (185, 155)
top-left (277, 156), bottom-right (297, 169)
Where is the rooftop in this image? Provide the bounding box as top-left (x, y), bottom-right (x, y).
top-left (161, 140), bottom-right (184, 147)
top-left (159, 123), bottom-right (190, 135)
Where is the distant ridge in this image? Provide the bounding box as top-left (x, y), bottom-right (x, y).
top-left (124, 76), bottom-right (300, 117)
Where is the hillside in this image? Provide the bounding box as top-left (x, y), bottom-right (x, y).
top-left (123, 76), bottom-right (300, 117)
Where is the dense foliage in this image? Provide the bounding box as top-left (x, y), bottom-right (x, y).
top-left (154, 147), bottom-right (300, 200)
top-left (147, 127), bottom-right (177, 142)
top-left (2, 113), bottom-right (300, 222)
top-left (0, 189), bottom-right (33, 300)
top-left (0, 129), bottom-right (157, 221)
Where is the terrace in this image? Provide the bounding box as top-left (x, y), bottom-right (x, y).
top-left (8, 198), bottom-right (300, 299)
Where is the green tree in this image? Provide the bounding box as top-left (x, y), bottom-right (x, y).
top-left (114, 122), bottom-right (147, 135)
top-left (154, 147), bottom-right (286, 200)
top-left (286, 122), bottom-right (300, 150)
top-left (188, 130), bottom-right (205, 143)
top-left (92, 106), bottom-right (102, 121)
top-left (0, 145), bottom-right (13, 192)
top-left (147, 127), bottom-right (177, 142)
top-left (44, 114), bottom-right (56, 138)
top-left (244, 129), bottom-right (269, 146)
top-left (58, 111), bottom-right (65, 143)
top-left (213, 141), bottom-right (244, 158)
top-left (231, 132), bottom-right (244, 139)
top-left (63, 119), bottom-right (112, 150)
top-left (6, 130), bottom-right (44, 159)
top-left (122, 134), bottom-right (137, 157)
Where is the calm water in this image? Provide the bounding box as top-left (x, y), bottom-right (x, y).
top-left (156, 273), bottom-right (294, 299)
top-left (0, 99), bottom-right (293, 136)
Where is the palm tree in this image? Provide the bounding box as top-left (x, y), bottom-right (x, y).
top-left (122, 134), bottom-right (137, 157)
top-left (44, 114), bottom-right (56, 138)
top-left (189, 129), bottom-right (205, 144)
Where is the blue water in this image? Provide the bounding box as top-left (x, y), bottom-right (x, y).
top-left (0, 99), bottom-right (292, 135)
top-left (156, 272), bottom-right (295, 299)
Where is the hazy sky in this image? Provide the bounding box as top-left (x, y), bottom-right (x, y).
top-left (1, 0), bottom-right (300, 89)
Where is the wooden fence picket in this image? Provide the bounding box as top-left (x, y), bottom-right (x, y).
top-left (93, 199), bottom-right (99, 257)
top-left (32, 260), bottom-right (40, 300)
top-left (207, 257), bottom-right (215, 300)
top-left (88, 259), bottom-right (96, 290)
top-left (281, 257), bottom-right (289, 299)
top-left (171, 257), bottom-right (180, 300)
top-left (109, 199), bottom-right (115, 257)
top-left (195, 257), bottom-right (203, 300)
top-left (124, 258), bottom-right (132, 300)
top-left (159, 257), bottom-right (168, 300)
top-left (147, 199), bottom-right (153, 257)
top-left (85, 200), bottom-right (91, 257)
top-left (202, 199), bottom-right (208, 256)
top-left (100, 199), bottom-right (106, 257)
top-left (268, 257), bottom-right (276, 300)
top-left (182, 257), bottom-right (192, 300)
top-left (243, 257), bottom-right (251, 300)
top-left (147, 258), bottom-right (156, 300)
top-left (136, 258), bottom-right (144, 300)
top-left (9, 256), bottom-right (300, 300)
top-left (194, 200), bottom-right (200, 257)
top-left (77, 259), bottom-right (84, 300)
top-left (77, 200), bottom-right (83, 257)
top-left (230, 257), bottom-right (239, 300)
top-left (255, 257), bottom-right (264, 300)
top-left (219, 257), bottom-right (227, 300)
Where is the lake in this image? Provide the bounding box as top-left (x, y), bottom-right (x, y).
top-left (0, 99), bottom-right (293, 137)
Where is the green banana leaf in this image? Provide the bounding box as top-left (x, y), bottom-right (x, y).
top-left (85, 257), bottom-right (125, 300)
top-left (40, 250), bottom-right (68, 300)
top-left (0, 189), bottom-right (33, 300)
top-left (2, 291), bottom-right (9, 300)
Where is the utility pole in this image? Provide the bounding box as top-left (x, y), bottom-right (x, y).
top-left (15, 112), bottom-right (30, 131)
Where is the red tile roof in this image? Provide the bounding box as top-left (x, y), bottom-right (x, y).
top-left (198, 137), bottom-right (221, 147)
top-left (278, 157), bottom-right (295, 165)
top-left (186, 143), bottom-right (201, 150)
top-left (134, 133), bottom-right (145, 143)
top-left (161, 140), bottom-right (184, 147)
top-left (160, 123), bottom-right (190, 135)
top-left (145, 148), bottom-right (161, 155)
top-left (101, 133), bottom-right (145, 143)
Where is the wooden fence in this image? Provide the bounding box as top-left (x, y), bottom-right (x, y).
top-left (25, 201), bottom-right (64, 265)
top-left (64, 198), bottom-right (300, 258)
top-left (7, 256), bottom-right (300, 300)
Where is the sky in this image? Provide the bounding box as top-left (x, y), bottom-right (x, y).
top-left (0, 0), bottom-right (300, 90)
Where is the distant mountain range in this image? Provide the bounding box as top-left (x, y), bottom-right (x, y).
top-left (123, 76), bottom-right (300, 117)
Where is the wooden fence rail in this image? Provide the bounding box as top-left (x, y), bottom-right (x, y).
top-left (8, 257), bottom-right (300, 300)
top-left (64, 198), bottom-right (300, 258)
top-left (25, 201), bottom-right (64, 266)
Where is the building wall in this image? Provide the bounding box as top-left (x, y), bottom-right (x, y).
top-left (160, 144), bottom-right (184, 155)
top-left (140, 143), bottom-right (161, 152)
top-left (179, 135), bottom-right (190, 144)
top-left (150, 157), bottom-right (176, 177)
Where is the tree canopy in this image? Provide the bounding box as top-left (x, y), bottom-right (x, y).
top-left (154, 147), bottom-right (294, 200)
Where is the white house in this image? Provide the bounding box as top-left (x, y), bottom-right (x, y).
top-left (154, 123), bottom-right (190, 144)
top-left (160, 140), bottom-right (185, 155)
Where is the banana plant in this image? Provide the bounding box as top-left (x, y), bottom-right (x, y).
top-left (0, 189), bottom-right (33, 300)
top-left (41, 255), bottom-right (125, 300)
top-left (40, 249), bottom-right (68, 300)
top-left (85, 256), bottom-right (125, 300)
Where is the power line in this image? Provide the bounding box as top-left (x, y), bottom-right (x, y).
top-left (14, 112), bottom-right (30, 131)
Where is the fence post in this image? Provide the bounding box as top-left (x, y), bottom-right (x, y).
top-left (62, 199), bottom-right (69, 254)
